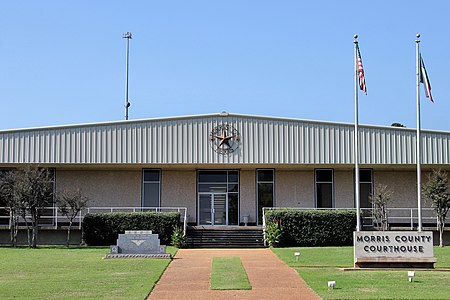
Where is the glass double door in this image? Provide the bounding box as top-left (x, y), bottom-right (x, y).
top-left (199, 193), bottom-right (228, 226)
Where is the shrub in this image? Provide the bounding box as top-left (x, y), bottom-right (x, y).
top-left (171, 226), bottom-right (187, 248)
top-left (264, 220), bottom-right (281, 247)
top-left (82, 212), bottom-right (181, 246)
top-left (264, 209), bottom-right (356, 247)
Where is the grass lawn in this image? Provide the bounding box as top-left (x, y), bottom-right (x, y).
top-left (272, 246), bottom-right (450, 299)
top-left (210, 257), bottom-right (251, 290)
top-left (0, 246), bottom-right (177, 300)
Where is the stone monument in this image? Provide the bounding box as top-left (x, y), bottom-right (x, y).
top-left (105, 230), bottom-right (171, 259)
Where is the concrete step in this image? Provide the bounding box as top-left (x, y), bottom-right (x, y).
top-left (186, 227), bottom-right (265, 248)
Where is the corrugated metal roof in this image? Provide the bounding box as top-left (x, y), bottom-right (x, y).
top-left (0, 112), bottom-right (449, 165)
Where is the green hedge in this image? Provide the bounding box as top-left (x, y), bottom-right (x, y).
top-left (264, 209), bottom-right (356, 247)
top-left (82, 212), bottom-right (181, 246)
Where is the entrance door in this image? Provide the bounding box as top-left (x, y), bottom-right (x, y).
top-left (197, 170), bottom-right (239, 226)
top-left (198, 193), bottom-right (228, 225)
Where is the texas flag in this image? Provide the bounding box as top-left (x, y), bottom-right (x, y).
top-left (419, 54), bottom-right (433, 102)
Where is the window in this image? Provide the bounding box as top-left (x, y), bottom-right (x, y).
top-left (142, 170), bottom-right (161, 207)
top-left (315, 169), bottom-right (333, 208)
top-left (257, 169), bottom-right (274, 225)
top-left (43, 169), bottom-right (56, 225)
top-left (359, 169), bottom-right (373, 208)
top-left (48, 169), bottom-right (55, 201)
top-left (0, 169), bottom-right (13, 225)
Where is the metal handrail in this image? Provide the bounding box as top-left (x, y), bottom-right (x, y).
top-left (262, 207), bottom-right (449, 231)
top-left (0, 206), bottom-right (188, 235)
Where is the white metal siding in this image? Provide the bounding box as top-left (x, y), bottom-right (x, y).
top-left (0, 114), bottom-right (449, 165)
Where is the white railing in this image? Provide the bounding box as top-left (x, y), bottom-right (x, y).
top-left (360, 207), bottom-right (445, 230)
top-left (262, 207), bottom-right (448, 231)
top-left (0, 206), bottom-right (188, 235)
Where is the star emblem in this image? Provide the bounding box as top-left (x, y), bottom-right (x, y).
top-left (210, 124), bottom-right (240, 155)
top-left (214, 130), bottom-right (234, 148)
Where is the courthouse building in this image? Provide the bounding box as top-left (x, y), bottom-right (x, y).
top-left (0, 112), bottom-right (449, 226)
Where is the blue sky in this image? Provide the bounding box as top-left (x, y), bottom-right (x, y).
top-left (1, 1), bottom-right (449, 131)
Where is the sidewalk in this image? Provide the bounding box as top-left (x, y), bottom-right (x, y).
top-left (148, 249), bottom-right (320, 300)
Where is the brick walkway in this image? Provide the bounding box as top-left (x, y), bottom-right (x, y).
top-left (148, 249), bottom-right (320, 300)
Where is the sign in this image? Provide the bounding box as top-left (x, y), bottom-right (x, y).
top-left (354, 231), bottom-right (436, 268)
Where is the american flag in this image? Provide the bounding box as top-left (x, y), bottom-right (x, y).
top-left (356, 44), bottom-right (367, 95)
top-left (419, 54), bottom-right (433, 102)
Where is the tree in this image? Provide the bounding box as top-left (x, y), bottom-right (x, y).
top-left (369, 184), bottom-right (393, 231)
top-left (422, 170), bottom-right (450, 247)
top-left (15, 166), bottom-right (54, 248)
top-left (391, 122), bottom-right (406, 128)
top-left (0, 171), bottom-right (22, 246)
top-left (56, 188), bottom-right (88, 247)
top-left (0, 167), bottom-right (54, 247)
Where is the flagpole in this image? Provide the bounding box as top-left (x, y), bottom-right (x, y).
top-left (415, 33), bottom-right (423, 232)
top-left (123, 32), bottom-right (132, 120)
top-left (354, 34), bottom-right (361, 232)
